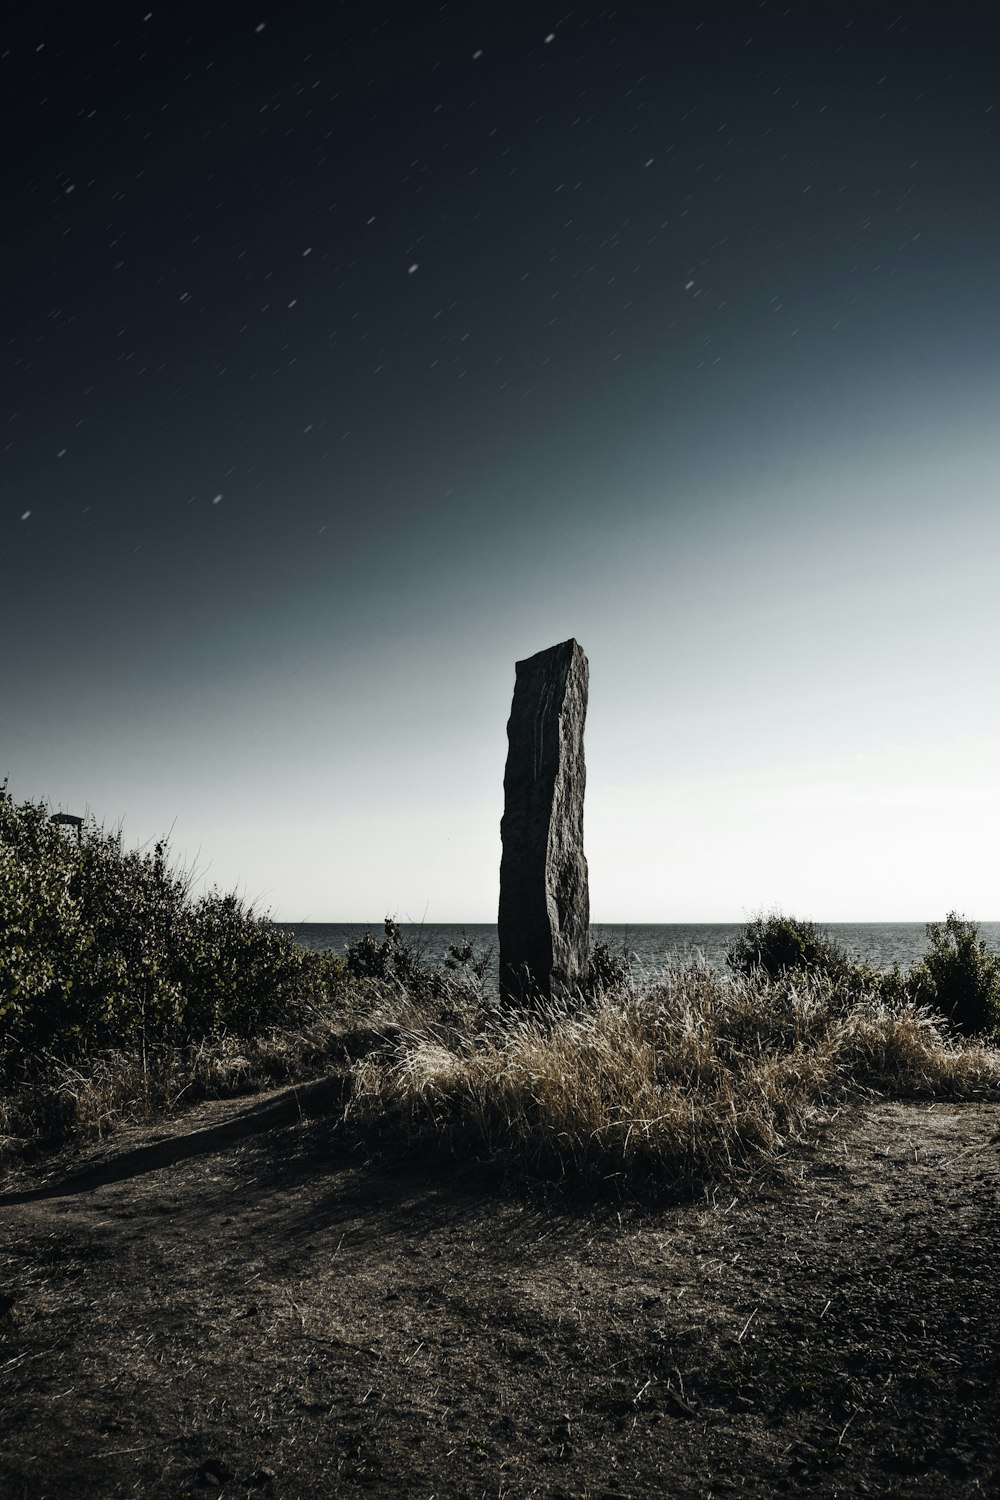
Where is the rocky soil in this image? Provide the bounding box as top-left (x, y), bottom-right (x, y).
top-left (1, 1081), bottom-right (998, 1498)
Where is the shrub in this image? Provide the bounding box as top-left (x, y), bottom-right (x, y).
top-left (0, 784), bottom-right (341, 1072)
top-left (345, 917), bottom-right (427, 986)
top-left (344, 918), bottom-right (496, 1002)
top-left (173, 890), bottom-right (323, 1039)
top-left (443, 936), bottom-right (494, 985)
top-left (586, 941), bottom-right (631, 996)
top-left (726, 913), bottom-right (850, 981)
top-left (908, 913), bottom-right (1000, 1037)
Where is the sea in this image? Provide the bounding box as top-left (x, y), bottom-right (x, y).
top-left (274, 921), bottom-right (1000, 979)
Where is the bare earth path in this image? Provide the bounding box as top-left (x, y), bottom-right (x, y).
top-left (1, 1084), bottom-right (998, 1499)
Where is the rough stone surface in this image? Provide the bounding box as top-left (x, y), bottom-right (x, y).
top-left (498, 638), bottom-right (589, 1004)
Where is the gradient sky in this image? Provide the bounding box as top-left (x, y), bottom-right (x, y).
top-left (5, 1), bottom-right (1000, 922)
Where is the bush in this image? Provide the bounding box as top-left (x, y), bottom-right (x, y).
top-left (725, 912), bottom-right (913, 1012)
top-left (343, 918), bottom-right (494, 1028)
top-left (726, 913), bottom-right (851, 981)
top-left (345, 917), bottom-right (426, 986)
top-left (908, 913), bottom-right (1000, 1037)
top-left (586, 941), bottom-right (631, 996)
top-left (0, 784), bottom-right (340, 1072)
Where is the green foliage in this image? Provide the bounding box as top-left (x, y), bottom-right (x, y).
top-left (908, 913), bottom-right (1000, 1037)
top-left (345, 917), bottom-right (426, 986)
top-left (0, 783), bottom-right (340, 1073)
top-left (726, 913), bottom-right (850, 981)
top-left (725, 912), bottom-right (911, 1012)
top-left (586, 941), bottom-right (631, 996)
top-left (343, 919), bottom-right (494, 1029)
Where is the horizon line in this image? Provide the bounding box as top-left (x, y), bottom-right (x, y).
top-left (267, 916), bottom-right (1000, 926)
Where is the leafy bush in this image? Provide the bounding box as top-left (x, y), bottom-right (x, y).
top-left (346, 917), bottom-right (496, 989)
top-left (586, 941), bottom-right (631, 996)
top-left (725, 912), bottom-right (914, 1015)
top-left (0, 784), bottom-right (341, 1072)
top-left (345, 917), bottom-right (427, 986)
top-left (726, 913), bottom-right (851, 981)
top-left (908, 913), bottom-right (1000, 1037)
top-left (442, 936), bottom-right (493, 985)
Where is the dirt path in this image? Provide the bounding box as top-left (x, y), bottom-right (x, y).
top-left (1, 1083), bottom-right (998, 1499)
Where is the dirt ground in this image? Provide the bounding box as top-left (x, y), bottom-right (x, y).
top-left (1, 1078), bottom-right (998, 1500)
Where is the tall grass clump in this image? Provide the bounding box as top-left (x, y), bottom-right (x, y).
top-left (345, 934), bottom-right (1000, 1199)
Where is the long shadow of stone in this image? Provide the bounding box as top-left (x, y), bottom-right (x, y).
top-left (0, 1074), bottom-right (349, 1205)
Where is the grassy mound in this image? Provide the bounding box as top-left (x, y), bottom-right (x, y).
top-left (344, 958), bottom-right (999, 1197)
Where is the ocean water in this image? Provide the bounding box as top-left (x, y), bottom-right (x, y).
top-left (275, 920), bottom-right (1000, 977)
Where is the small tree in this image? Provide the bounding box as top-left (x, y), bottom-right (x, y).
top-left (908, 913), bottom-right (1000, 1037)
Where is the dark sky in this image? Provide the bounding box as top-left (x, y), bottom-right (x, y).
top-left (6, 1), bottom-right (1000, 919)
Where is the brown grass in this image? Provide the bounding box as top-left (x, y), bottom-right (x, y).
top-left (0, 1007), bottom-right (367, 1168)
top-left (3, 960), bottom-right (998, 1195)
top-left (344, 960), bottom-right (1000, 1196)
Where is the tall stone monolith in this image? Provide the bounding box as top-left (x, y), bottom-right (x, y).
top-left (498, 638), bottom-right (590, 1005)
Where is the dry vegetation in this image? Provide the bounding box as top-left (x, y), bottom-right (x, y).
top-left (4, 786), bottom-right (999, 1198)
top-left (4, 952), bottom-right (999, 1199)
top-left (345, 961), bottom-right (1000, 1197)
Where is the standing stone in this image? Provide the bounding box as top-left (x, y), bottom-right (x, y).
top-left (499, 639), bottom-right (590, 1004)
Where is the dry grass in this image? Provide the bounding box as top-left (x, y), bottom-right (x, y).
top-left (0, 1004), bottom-right (375, 1169)
top-left (840, 998), bottom-right (999, 1094)
top-left (4, 959), bottom-right (998, 1198)
top-left (344, 959), bottom-right (1000, 1196)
